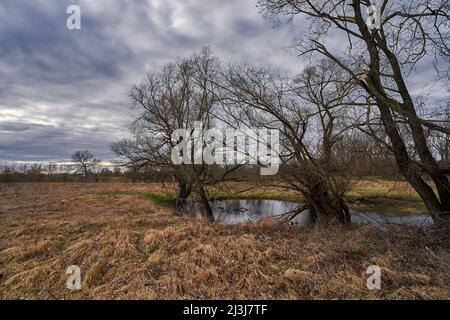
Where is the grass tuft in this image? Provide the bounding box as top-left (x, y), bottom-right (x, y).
top-left (144, 192), bottom-right (175, 206)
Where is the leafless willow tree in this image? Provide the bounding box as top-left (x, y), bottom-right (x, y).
top-left (221, 60), bottom-right (358, 223)
top-left (71, 150), bottom-right (100, 179)
top-left (257, 0), bottom-right (450, 220)
top-left (112, 48), bottom-right (240, 220)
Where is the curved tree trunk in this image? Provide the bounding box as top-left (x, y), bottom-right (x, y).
top-left (199, 186), bottom-right (215, 222)
top-left (176, 182), bottom-right (192, 208)
top-left (381, 50), bottom-right (450, 218)
top-left (305, 181), bottom-right (351, 224)
top-left (377, 103), bottom-right (442, 214)
top-left (350, 1), bottom-right (450, 222)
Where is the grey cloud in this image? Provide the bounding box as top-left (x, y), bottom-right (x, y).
top-left (0, 123), bottom-right (31, 133)
top-left (0, 0), bottom-right (444, 163)
top-left (0, 0), bottom-right (306, 162)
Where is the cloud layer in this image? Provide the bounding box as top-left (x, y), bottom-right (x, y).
top-left (0, 0), bottom-right (307, 162)
top-left (0, 0), bottom-right (446, 162)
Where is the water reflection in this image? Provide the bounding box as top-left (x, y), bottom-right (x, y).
top-left (189, 199), bottom-right (434, 229)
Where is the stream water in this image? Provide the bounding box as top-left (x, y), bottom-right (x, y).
top-left (190, 199), bottom-right (433, 229)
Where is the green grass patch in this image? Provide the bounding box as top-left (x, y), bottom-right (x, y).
top-left (144, 192), bottom-right (175, 206)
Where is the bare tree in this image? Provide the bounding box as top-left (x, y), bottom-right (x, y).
top-left (258, 0), bottom-right (450, 220)
top-left (47, 162), bottom-right (58, 175)
top-left (71, 150), bottom-right (100, 179)
top-left (221, 60), bottom-right (357, 223)
top-left (113, 48), bottom-right (240, 220)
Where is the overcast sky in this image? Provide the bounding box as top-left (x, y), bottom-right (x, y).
top-left (0, 0), bottom-right (447, 163)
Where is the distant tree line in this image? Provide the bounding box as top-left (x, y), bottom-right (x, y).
top-left (4, 141), bottom-right (448, 184)
top-left (0, 151), bottom-right (119, 182)
top-left (0, 162), bottom-right (121, 183)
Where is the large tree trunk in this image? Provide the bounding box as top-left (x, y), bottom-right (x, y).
top-left (352, 1), bottom-right (450, 221)
top-left (366, 60), bottom-right (450, 219)
top-left (382, 50), bottom-right (450, 217)
top-left (176, 182), bottom-right (192, 208)
top-left (305, 180), bottom-right (351, 224)
top-left (199, 186), bottom-right (214, 222)
top-left (377, 103), bottom-right (450, 222)
top-left (377, 103), bottom-right (443, 213)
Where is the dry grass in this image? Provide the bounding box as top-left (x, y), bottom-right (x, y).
top-left (347, 179), bottom-right (426, 214)
top-left (0, 182), bottom-right (449, 300)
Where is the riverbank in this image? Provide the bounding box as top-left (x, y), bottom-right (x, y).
top-left (0, 182), bottom-right (448, 299)
top-left (146, 179), bottom-right (427, 215)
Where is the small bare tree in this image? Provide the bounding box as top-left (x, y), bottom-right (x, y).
top-left (71, 150), bottom-right (100, 179)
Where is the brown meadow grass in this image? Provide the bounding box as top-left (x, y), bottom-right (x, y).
top-left (0, 182), bottom-right (449, 300)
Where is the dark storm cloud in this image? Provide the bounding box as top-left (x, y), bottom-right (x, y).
top-left (0, 0), bottom-right (139, 162)
top-left (0, 122), bottom-right (120, 161)
top-left (0, 0), bottom-right (305, 162)
top-left (233, 19), bottom-right (264, 37)
top-left (0, 1), bottom-right (130, 83)
top-left (0, 123), bottom-right (31, 133)
top-left (1, 0), bottom-right (445, 163)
